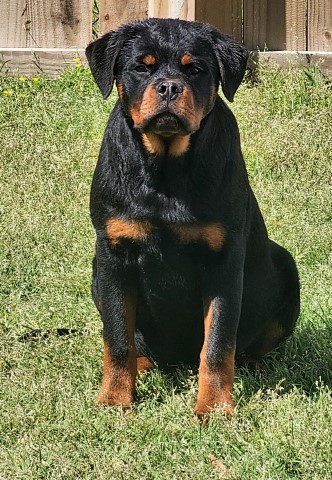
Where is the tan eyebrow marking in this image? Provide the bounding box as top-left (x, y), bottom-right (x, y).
top-left (180, 54), bottom-right (192, 66)
top-left (142, 54), bottom-right (156, 65)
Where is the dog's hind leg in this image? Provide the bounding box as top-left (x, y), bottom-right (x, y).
top-left (242, 242), bottom-right (300, 361)
top-left (135, 330), bottom-right (156, 373)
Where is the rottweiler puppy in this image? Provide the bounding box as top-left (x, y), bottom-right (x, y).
top-left (86, 18), bottom-right (300, 418)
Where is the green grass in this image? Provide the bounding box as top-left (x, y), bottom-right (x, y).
top-left (0, 64), bottom-right (331, 479)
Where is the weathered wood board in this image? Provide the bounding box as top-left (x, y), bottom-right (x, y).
top-left (0, 0), bottom-right (92, 48)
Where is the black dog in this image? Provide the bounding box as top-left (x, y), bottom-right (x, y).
top-left (86, 18), bottom-right (300, 418)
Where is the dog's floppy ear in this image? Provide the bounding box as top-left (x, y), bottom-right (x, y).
top-left (85, 31), bottom-right (122, 99)
top-left (211, 31), bottom-right (248, 102)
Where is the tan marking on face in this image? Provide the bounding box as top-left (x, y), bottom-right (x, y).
top-left (130, 101), bottom-right (144, 127)
top-left (117, 82), bottom-right (124, 100)
top-left (130, 85), bottom-right (160, 128)
top-left (170, 223), bottom-right (225, 251)
top-left (195, 298), bottom-right (235, 419)
top-left (131, 84), bottom-right (203, 133)
top-left (142, 132), bottom-right (165, 155)
top-left (173, 86), bottom-right (203, 132)
top-left (168, 134), bottom-right (191, 157)
top-left (97, 292), bottom-right (137, 407)
top-left (143, 54), bottom-right (156, 65)
top-left (105, 217), bottom-right (155, 245)
top-left (180, 54), bottom-right (192, 66)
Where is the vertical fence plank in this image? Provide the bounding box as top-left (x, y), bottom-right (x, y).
top-left (285, 0), bottom-right (306, 50)
top-left (308, 0), bottom-right (332, 51)
top-left (244, 0), bottom-right (306, 51)
top-left (244, 0), bottom-right (287, 50)
top-left (243, 0), bottom-right (267, 50)
top-left (99, 0), bottom-right (148, 33)
top-left (148, 0), bottom-right (168, 18)
top-left (29, 0), bottom-right (92, 48)
top-left (0, 1), bottom-right (29, 47)
top-left (0, 0), bottom-right (92, 48)
top-left (149, 0), bottom-right (195, 20)
top-left (195, 0), bottom-right (242, 42)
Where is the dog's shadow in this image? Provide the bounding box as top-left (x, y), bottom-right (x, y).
top-left (238, 319), bottom-right (331, 402)
top-left (136, 320), bottom-right (332, 406)
top-left (18, 320), bottom-right (331, 406)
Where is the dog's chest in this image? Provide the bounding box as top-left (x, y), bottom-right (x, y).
top-left (105, 216), bottom-right (225, 253)
top-left (99, 151), bottom-right (228, 252)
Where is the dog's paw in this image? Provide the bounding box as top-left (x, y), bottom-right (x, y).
top-left (194, 396), bottom-right (235, 423)
top-left (97, 389), bottom-right (133, 409)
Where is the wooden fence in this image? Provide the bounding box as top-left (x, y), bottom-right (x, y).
top-left (0, 0), bottom-right (331, 77)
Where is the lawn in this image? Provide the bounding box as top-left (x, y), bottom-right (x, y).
top-left (0, 64), bottom-right (331, 479)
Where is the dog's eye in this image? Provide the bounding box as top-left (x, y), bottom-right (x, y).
top-left (134, 65), bottom-right (148, 73)
top-left (186, 64), bottom-right (202, 76)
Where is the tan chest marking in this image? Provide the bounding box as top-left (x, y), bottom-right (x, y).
top-left (142, 132), bottom-right (166, 155)
top-left (142, 132), bottom-right (191, 157)
top-left (170, 223), bottom-right (226, 252)
top-left (105, 218), bottom-right (225, 251)
top-left (105, 218), bottom-right (155, 245)
top-left (168, 134), bottom-right (191, 157)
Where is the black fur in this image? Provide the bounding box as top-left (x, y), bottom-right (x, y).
top-left (86, 18), bottom-right (300, 414)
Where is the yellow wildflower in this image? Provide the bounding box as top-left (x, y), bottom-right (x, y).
top-left (73, 57), bottom-right (81, 63)
top-left (19, 77), bottom-right (26, 82)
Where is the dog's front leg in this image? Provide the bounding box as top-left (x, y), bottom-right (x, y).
top-left (195, 260), bottom-right (244, 419)
top-left (96, 238), bottom-right (137, 408)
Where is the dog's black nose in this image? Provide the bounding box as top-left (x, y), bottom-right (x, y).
top-left (156, 81), bottom-right (183, 101)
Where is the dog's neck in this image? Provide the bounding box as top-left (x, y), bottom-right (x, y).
top-left (141, 131), bottom-right (191, 157)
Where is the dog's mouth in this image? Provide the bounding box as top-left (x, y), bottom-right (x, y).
top-left (139, 111), bottom-right (191, 137)
top-left (148, 112), bottom-right (183, 137)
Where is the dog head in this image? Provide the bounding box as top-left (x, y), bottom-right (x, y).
top-left (86, 19), bottom-right (248, 156)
